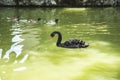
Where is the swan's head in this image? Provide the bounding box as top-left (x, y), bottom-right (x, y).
top-left (50, 31), bottom-right (61, 39)
top-left (50, 31), bottom-right (56, 38)
top-left (37, 18), bottom-right (41, 21)
top-left (55, 19), bottom-right (59, 23)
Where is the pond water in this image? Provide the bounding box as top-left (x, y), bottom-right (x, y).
top-left (0, 7), bottom-right (120, 80)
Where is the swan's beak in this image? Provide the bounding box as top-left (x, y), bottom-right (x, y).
top-left (50, 37), bottom-right (53, 40)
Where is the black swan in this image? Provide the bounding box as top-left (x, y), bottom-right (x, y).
top-left (50, 31), bottom-right (89, 48)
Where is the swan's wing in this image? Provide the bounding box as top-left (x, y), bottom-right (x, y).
top-left (62, 39), bottom-right (80, 47)
top-left (63, 40), bottom-right (71, 46)
top-left (62, 39), bottom-right (89, 48)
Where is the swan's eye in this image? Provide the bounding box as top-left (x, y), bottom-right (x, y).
top-left (50, 33), bottom-right (55, 37)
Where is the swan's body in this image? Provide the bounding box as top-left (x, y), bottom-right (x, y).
top-left (46, 19), bottom-right (59, 25)
top-left (50, 31), bottom-right (89, 48)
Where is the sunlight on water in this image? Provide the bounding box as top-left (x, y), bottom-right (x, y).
top-left (12, 48), bottom-right (119, 80)
top-left (13, 66), bottom-right (26, 72)
top-left (64, 8), bottom-right (87, 12)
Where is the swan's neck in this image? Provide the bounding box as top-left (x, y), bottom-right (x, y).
top-left (56, 32), bottom-right (62, 46)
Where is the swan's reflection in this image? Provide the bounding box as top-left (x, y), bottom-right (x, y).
top-left (0, 22), bottom-right (29, 80)
top-left (3, 23), bottom-right (23, 60)
top-left (0, 49), bottom-right (2, 59)
top-left (4, 35), bottom-right (24, 59)
top-left (3, 22), bottom-right (28, 64)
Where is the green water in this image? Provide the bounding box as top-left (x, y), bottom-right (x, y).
top-left (0, 7), bottom-right (120, 80)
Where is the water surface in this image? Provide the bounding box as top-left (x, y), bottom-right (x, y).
top-left (0, 7), bottom-right (120, 80)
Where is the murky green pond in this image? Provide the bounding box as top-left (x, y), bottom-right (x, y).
top-left (0, 7), bottom-right (120, 80)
